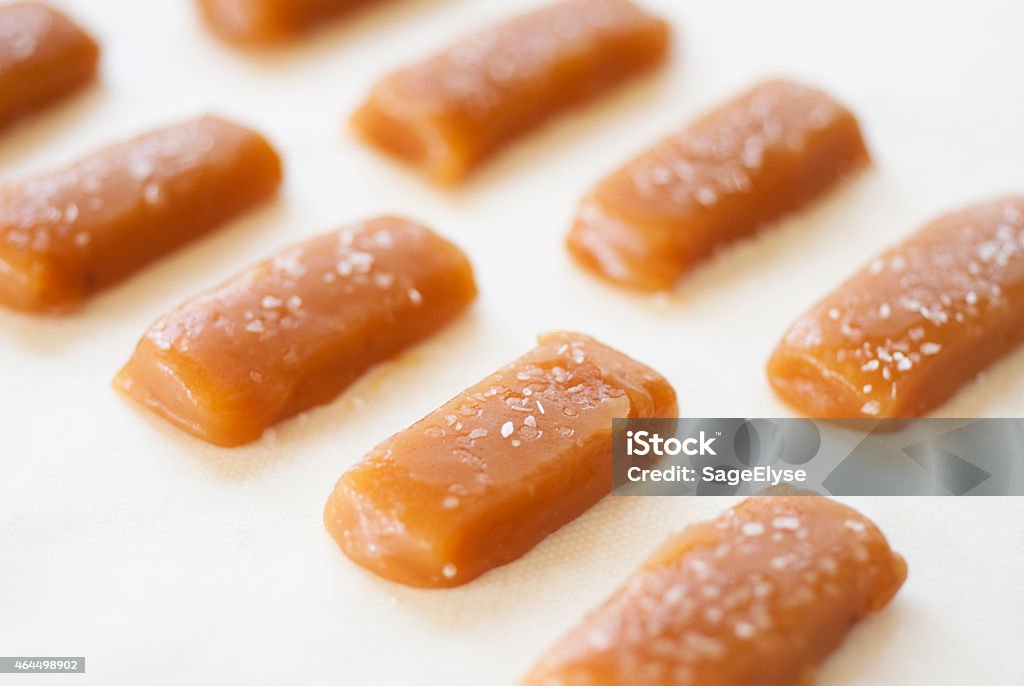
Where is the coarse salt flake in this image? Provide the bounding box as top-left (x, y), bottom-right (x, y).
top-left (772, 516), bottom-right (801, 531)
top-left (741, 522), bottom-right (764, 537)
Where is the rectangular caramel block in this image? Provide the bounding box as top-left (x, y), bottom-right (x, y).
top-left (524, 495), bottom-right (907, 686)
top-left (0, 115), bottom-right (282, 313)
top-left (351, 0), bottom-right (669, 184)
top-left (569, 79), bottom-right (869, 290)
top-left (196, 0), bottom-right (379, 44)
top-left (0, 2), bottom-right (99, 131)
top-left (115, 217), bottom-right (476, 447)
top-left (769, 196), bottom-right (1024, 418)
top-left (324, 331), bottom-right (677, 588)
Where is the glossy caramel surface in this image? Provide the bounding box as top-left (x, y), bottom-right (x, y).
top-left (769, 196), bottom-right (1024, 418)
top-left (351, 0), bottom-right (669, 184)
top-left (0, 2), bottom-right (99, 131)
top-left (524, 495), bottom-right (907, 686)
top-left (324, 331), bottom-right (677, 588)
top-left (0, 115), bottom-right (281, 312)
top-left (115, 217), bottom-right (476, 447)
top-left (196, 0), bottom-right (376, 44)
top-left (568, 79), bottom-right (869, 291)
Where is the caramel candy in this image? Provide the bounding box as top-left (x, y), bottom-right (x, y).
top-left (0, 2), bottom-right (99, 131)
top-left (115, 217), bottom-right (476, 447)
top-left (524, 495), bottom-right (907, 686)
top-left (0, 116), bottom-right (282, 313)
top-left (769, 197), bottom-right (1024, 418)
top-left (324, 332), bottom-right (677, 588)
top-left (351, 0), bottom-right (669, 184)
top-left (568, 79), bottom-right (869, 291)
top-left (196, 0), bottom-right (379, 44)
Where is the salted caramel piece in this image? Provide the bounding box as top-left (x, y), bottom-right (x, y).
top-left (324, 332), bottom-right (677, 588)
top-left (769, 197), bottom-right (1024, 418)
top-left (115, 217), bottom-right (476, 447)
top-left (0, 2), bottom-right (99, 131)
top-left (196, 0), bottom-right (381, 44)
top-left (524, 495), bottom-right (907, 686)
top-left (351, 0), bottom-right (669, 184)
top-left (568, 79), bottom-right (869, 291)
top-left (0, 116), bottom-right (282, 313)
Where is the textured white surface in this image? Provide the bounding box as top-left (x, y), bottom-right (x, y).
top-left (1, 0), bottom-right (1023, 683)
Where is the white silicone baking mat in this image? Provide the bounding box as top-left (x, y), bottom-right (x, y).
top-left (1, 0), bottom-right (1023, 683)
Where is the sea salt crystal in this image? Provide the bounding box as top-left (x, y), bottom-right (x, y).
top-left (741, 522), bottom-right (764, 537)
top-left (772, 516), bottom-right (800, 531)
top-left (844, 519), bottom-right (867, 533)
top-left (733, 622), bottom-right (756, 639)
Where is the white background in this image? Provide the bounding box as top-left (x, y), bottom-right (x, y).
top-left (1, 0), bottom-right (1023, 683)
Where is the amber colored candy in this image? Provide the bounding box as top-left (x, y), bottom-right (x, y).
top-left (324, 332), bottom-right (677, 588)
top-left (568, 79), bottom-right (870, 291)
top-left (195, 0), bottom-right (380, 44)
top-left (0, 2), bottom-right (99, 131)
top-left (115, 217), bottom-right (476, 447)
top-left (0, 116), bottom-right (281, 313)
top-left (351, 0), bottom-right (669, 184)
top-left (523, 495), bottom-right (907, 686)
top-left (768, 196), bottom-right (1024, 418)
